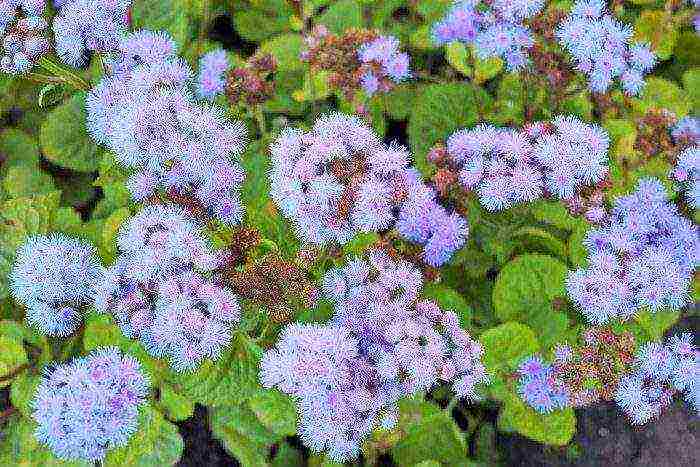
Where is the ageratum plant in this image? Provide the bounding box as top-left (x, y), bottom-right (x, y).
top-left (0, 0), bottom-right (697, 465)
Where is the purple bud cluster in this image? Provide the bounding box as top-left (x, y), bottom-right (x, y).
top-left (269, 112), bottom-right (467, 266)
top-left (0, 0), bottom-right (50, 74)
top-left (669, 117), bottom-right (700, 210)
top-left (261, 250), bottom-right (488, 462)
top-left (357, 35), bottom-right (410, 96)
top-left (445, 115), bottom-right (609, 211)
top-left (567, 178), bottom-right (700, 324)
top-left (52, 0), bottom-right (130, 68)
top-left (432, 0), bottom-right (545, 71)
top-left (32, 347), bottom-right (149, 461)
top-left (556, 0), bottom-right (657, 95)
top-left (671, 116), bottom-right (700, 145)
top-left (615, 333), bottom-right (699, 425)
top-left (86, 30), bottom-right (248, 225)
top-left (10, 234), bottom-right (104, 337)
top-left (196, 48), bottom-right (230, 100)
top-left (95, 205), bottom-right (241, 371)
top-left (516, 355), bottom-right (570, 413)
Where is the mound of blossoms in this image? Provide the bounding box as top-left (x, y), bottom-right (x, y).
top-left (517, 355), bottom-right (570, 413)
top-left (53, 0), bottom-right (130, 68)
top-left (670, 146), bottom-right (700, 209)
top-left (10, 234), bottom-right (103, 336)
top-left (269, 112), bottom-right (467, 266)
top-left (260, 250), bottom-right (489, 462)
top-left (0, 0), bottom-right (50, 74)
top-left (556, 0), bottom-right (657, 95)
top-left (95, 204), bottom-right (241, 371)
top-left (567, 178), bottom-right (700, 324)
top-left (443, 115), bottom-right (609, 211)
top-left (432, 0), bottom-right (545, 71)
top-left (32, 347), bottom-right (149, 461)
top-left (86, 30), bottom-right (248, 225)
top-left (615, 333), bottom-right (699, 425)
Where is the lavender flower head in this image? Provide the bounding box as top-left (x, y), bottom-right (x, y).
top-left (0, 0), bottom-right (50, 74)
top-left (10, 234), bottom-right (104, 337)
top-left (269, 112), bottom-right (467, 265)
top-left (261, 251), bottom-right (489, 461)
top-left (445, 115), bottom-right (609, 211)
top-left (52, 0), bottom-right (131, 68)
top-left (32, 347), bottom-right (149, 461)
top-left (86, 30), bottom-right (248, 225)
top-left (357, 35), bottom-right (410, 95)
top-left (670, 146), bottom-right (700, 209)
top-left (196, 48), bottom-right (230, 100)
top-left (556, 0), bottom-right (657, 95)
top-left (567, 178), bottom-right (700, 324)
top-left (615, 333), bottom-right (699, 424)
top-left (432, 0), bottom-right (545, 71)
top-left (517, 355), bottom-right (570, 413)
top-left (95, 205), bottom-right (241, 371)
top-left (671, 116), bottom-right (700, 145)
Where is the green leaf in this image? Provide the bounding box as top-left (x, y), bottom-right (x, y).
top-left (0, 334), bottom-right (28, 389)
top-left (0, 129), bottom-right (40, 171)
top-left (317, 0), bottom-right (363, 33)
top-left (634, 77), bottom-right (690, 118)
top-left (510, 227), bottom-right (568, 261)
top-left (445, 42), bottom-right (471, 76)
top-left (100, 207), bottom-right (131, 263)
top-left (408, 83), bottom-right (491, 176)
top-left (498, 393), bottom-right (576, 446)
top-left (104, 406), bottom-right (184, 466)
top-left (492, 73), bottom-right (524, 125)
top-left (210, 404), bottom-right (277, 467)
top-left (10, 373), bottom-right (41, 417)
top-left (130, 0), bottom-right (194, 52)
top-left (158, 384), bottom-right (195, 422)
top-left (342, 232), bottom-right (379, 257)
top-left (472, 51), bottom-right (503, 84)
top-left (247, 390), bottom-right (297, 438)
top-left (2, 165), bottom-right (55, 199)
top-left (683, 68), bottom-right (700, 115)
top-left (529, 199), bottom-right (582, 232)
top-left (421, 282), bottom-right (472, 326)
top-left (634, 309), bottom-right (680, 342)
top-left (232, 0), bottom-right (293, 43)
top-left (480, 322), bottom-right (539, 376)
top-left (260, 33), bottom-right (304, 72)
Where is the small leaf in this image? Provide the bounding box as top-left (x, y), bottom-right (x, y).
top-left (445, 42), bottom-right (471, 76)
top-left (158, 384), bottom-right (195, 422)
top-left (247, 390), bottom-right (297, 438)
top-left (210, 404), bottom-right (277, 467)
top-left (421, 282), bottom-right (472, 326)
top-left (318, 0), bottom-right (363, 33)
top-left (480, 322), bottom-right (540, 376)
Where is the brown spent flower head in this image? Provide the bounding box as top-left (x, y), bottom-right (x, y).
top-left (634, 109), bottom-right (677, 158)
top-left (225, 53), bottom-right (277, 106)
top-left (225, 226), bottom-right (262, 266)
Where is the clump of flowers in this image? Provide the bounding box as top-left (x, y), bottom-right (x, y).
top-left (95, 204), bottom-right (242, 371)
top-left (671, 116), bottom-right (700, 147)
top-left (670, 146), bottom-right (699, 209)
top-left (0, 0), bottom-right (50, 74)
top-left (433, 115), bottom-right (610, 211)
top-left (268, 112), bottom-right (467, 266)
top-left (86, 30), bottom-right (248, 226)
top-left (432, 0), bottom-right (545, 71)
top-left (196, 48), bottom-right (230, 100)
top-left (552, 328), bottom-right (636, 407)
top-left (556, 0), bottom-right (657, 95)
top-left (516, 355), bottom-right (570, 413)
top-left (225, 52), bottom-right (277, 106)
top-left (260, 250), bottom-right (489, 462)
top-left (32, 347), bottom-right (149, 461)
top-left (301, 26), bottom-right (410, 100)
top-left (52, 0), bottom-right (130, 68)
top-left (615, 333), bottom-right (699, 425)
top-left (10, 234), bottom-right (104, 337)
top-left (567, 178), bottom-right (700, 324)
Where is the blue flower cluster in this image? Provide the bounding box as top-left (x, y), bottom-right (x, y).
top-left (95, 205), bottom-right (241, 372)
top-left (670, 116), bottom-right (699, 210)
top-left (196, 48), bottom-right (230, 100)
top-left (517, 355), bottom-right (570, 413)
top-left (0, 0), bottom-right (50, 74)
top-left (432, 0), bottom-right (545, 70)
top-left (269, 112), bottom-right (467, 266)
top-left (32, 347), bottom-right (149, 461)
top-left (10, 234), bottom-right (104, 337)
top-left (556, 0), bottom-right (657, 95)
top-left (52, 0), bottom-right (130, 68)
top-left (445, 116), bottom-right (610, 211)
top-left (567, 178), bottom-right (700, 324)
top-left (260, 250), bottom-right (489, 462)
top-left (357, 35), bottom-right (410, 96)
top-left (86, 30), bottom-right (248, 225)
top-left (615, 333), bottom-right (699, 424)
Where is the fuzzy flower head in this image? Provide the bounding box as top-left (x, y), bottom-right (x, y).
top-left (556, 0), bottom-right (657, 95)
top-left (52, 0), bottom-right (131, 68)
top-left (10, 234), bottom-right (104, 336)
top-left (0, 0), bottom-right (50, 74)
top-left (670, 146), bottom-right (700, 210)
top-left (432, 0), bottom-right (544, 71)
top-left (517, 355), bottom-right (570, 413)
top-left (567, 178), bottom-right (700, 324)
top-left (195, 48), bottom-right (230, 100)
top-left (32, 347), bottom-right (149, 461)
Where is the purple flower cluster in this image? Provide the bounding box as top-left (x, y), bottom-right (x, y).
top-left (556, 0), bottom-right (657, 95)
top-left (517, 355), bottom-right (570, 413)
top-left (10, 234), bottom-right (104, 337)
top-left (95, 205), bottom-right (241, 371)
top-left (0, 0), bottom-right (50, 74)
top-left (196, 48), bottom-right (230, 100)
top-left (52, 0), bottom-right (130, 68)
top-left (432, 0), bottom-right (545, 70)
top-left (86, 30), bottom-right (248, 225)
top-left (357, 35), bottom-right (410, 96)
top-left (445, 116), bottom-right (610, 211)
top-left (615, 333), bottom-right (699, 425)
top-left (269, 112), bottom-right (467, 266)
top-left (670, 146), bottom-right (700, 209)
top-left (567, 178), bottom-right (700, 324)
top-left (32, 347), bottom-right (149, 461)
top-left (671, 116), bottom-right (700, 145)
top-left (261, 250), bottom-right (488, 461)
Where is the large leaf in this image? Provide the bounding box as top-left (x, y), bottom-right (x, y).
top-left (247, 390), bottom-right (297, 438)
top-left (498, 393), bottom-right (576, 446)
top-left (210, 404), bottom-right (278, 467)
top-left (421, 282), bottom-right (472, 326)
top-left (130, 0), bottom-right (195, 53)
top-left (317, 0), bottom-right (363, 33)
top-left (480, 322), bottom-right (539, 377)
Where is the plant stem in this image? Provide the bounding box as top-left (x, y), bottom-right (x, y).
top-left (37, 56), bottom-right (91, 92)
top-left (254, 105), bottom-right (266, 135)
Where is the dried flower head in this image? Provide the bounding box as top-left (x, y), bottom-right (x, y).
top-left (225, 52), bottom-right (277, 105)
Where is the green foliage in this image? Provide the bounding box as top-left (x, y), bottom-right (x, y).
top-left (498, 393), bottom-right (576, 446)
top-left (318, 0), bottom-right (363, 33)
top-left (480, 322), bottom-right (540, 379)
